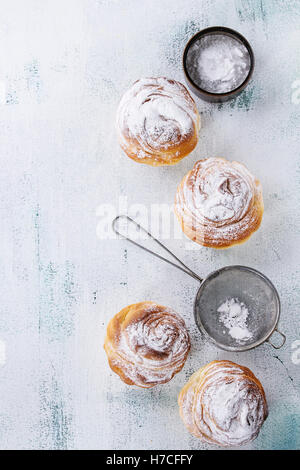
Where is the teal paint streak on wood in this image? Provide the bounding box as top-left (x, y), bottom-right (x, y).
top-left (39, 261), bottom-right (77, 341)
top-left (34, 206), bottom-right (41, 272)
top-left (35, 207), bottom-right (77, 339)
top-left (40, 375), bottom-right (73, 449)
top-left (216, 85), bottom-right (258, 112)
top-left (24, 59), bottom-right (43, 103)
top-left (235, 0), bottom-right (300, 22)
top-left (235, 0), bottom-right (266, 23)
top-left (230, 85), bottom-right (256, 110)
top-left (255, 403), bottom-right (300, 450)
top-left (34, 204), bottom-right (75, 448)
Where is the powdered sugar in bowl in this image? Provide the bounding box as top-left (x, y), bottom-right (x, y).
top-left (183, 27), bottom-right (254, 102)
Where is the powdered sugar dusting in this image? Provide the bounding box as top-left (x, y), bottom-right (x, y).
top-left (175, 157), bottom-right (263, 247)
top-left (116, 77), bottom-right (199, 162)
top-left (105, 302), bottom-right (190, 388)
top-left (179, 361), bottom-right (268, 447)
top-left (217, 298), bottom-right (253, 342)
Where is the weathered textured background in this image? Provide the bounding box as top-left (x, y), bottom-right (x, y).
top-left (0, 0), bottom-right (299, 450)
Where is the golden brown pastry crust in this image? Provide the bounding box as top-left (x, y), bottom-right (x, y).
top-left (174, 157), bottom-right (264, 248)
top-left (116, 77), bottom-right (200, 166)
top-left (178, 360), bottom-right (268, 447)
top-left (104, 302), bottom-right (190, 388)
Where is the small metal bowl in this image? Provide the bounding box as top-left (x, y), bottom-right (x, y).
top-left (183, 26), bottom-right (255, 103)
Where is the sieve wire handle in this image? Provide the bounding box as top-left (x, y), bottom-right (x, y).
top-left (112, 215), bottom-right (203, 283)
top-left (267, 328), bottom-right (286, 349)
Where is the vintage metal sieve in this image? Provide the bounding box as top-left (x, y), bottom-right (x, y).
top-left (112, 215), bottom-right (286, 351)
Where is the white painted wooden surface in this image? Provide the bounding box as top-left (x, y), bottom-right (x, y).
top-left (0, 0), bottom-right (299, 450)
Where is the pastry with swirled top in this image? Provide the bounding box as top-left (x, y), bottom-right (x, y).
top-left (174, 157), bottom-right (264, 248)
top-left (104, 302), bottom-right (190, 388)
top-left (116, 77), bottom-right (200, 166)
top-left (178, 360), bottom-right (268, 447)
